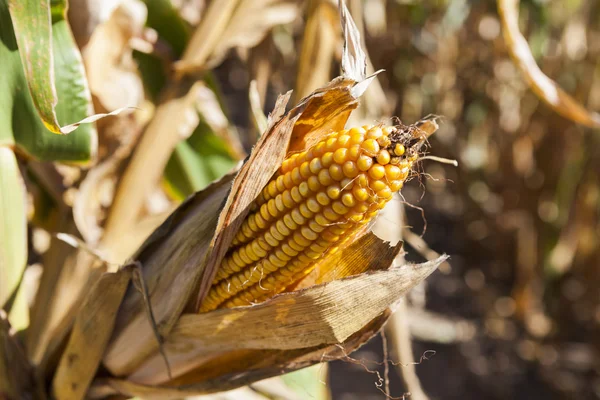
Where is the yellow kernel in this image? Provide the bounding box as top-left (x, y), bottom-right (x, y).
top-left (337, 135), bottom-right (351, 147)
top-left (343, 161), bottom-right (359, 178)
top-left (368, 165), bottom-right (386, 180)
top-left (316, 192), bottom-right (331, 206)
top-left (323, 207), bottom-right (341, 221)
top-left (305, 199), bottom-right (320, 214)
top-left (315, 214), bottom-right (329, 226)
top-left (270, 225), bottom-right (284, 241)
top-left (251, 241), bottom-right (267, 258)
top-left (309, 158), bottom-right (322, 174)
top-left (289, 239), bottom-right (304, 252)
top-left (313, 142), bottom-right (327, 156)
top-left (341, 193), bottom-right (356, 207)
top-left (283, 173), bottom-right (294, 189)
top-left (394, 143), bottom-right (405, 156)
top-left (255, 213), bottom-right (267, 229)
top-left (329, 164), bottom-right (344, 180)
top-left (300, 162), bottom-right (311, 178)
top-left (264, 232), bottom-right (278, 247)
top-left (281, 243), bottom-right (298, 257)
top-left (370, 180), bottom-right (387, 192)
top-left (366, 127), bottom-right (383, 139)
top-left (295, 231), bottom-right (313, 245)
top-left (385, 164), bottom-right (402, 180)
top-left (318, 169), bottom-right (333, 186)
top-left (275, 219), bottom-right (290, 236)
top-left (283, 213), bottom-right (297, 230)
top-left (383, 126), bottom-right (395, 135)
top-left (281, 159), bottom-right (291, 173)
top-left (247, 215), bottom-right (258, 232)
top-left (357, 155), bottom-right (373, 171)
top-left (347, 212), bottom-right (364, 222)
top-left (377, 187), bottom-right (393, 200)
top-left (355, 174), bottom-right (369, 187)
top-left (275, 195), bottom-right (285, 212)
top-left (321, 152), bottom-right (334, 168)
top-left (325, 138), bottom-right (338, 151)
top-left (291, 167), bottom-right (303, 185)
top-left (268, 254), bottom-right (286, 267)
top-left (267, 181), bottom-right (278, 198)
top-left (349, 126), bottom-right (366, 136)
top-left (350, 132), bottom-right (364, 145)
top-left (308, 176), bottom-right (321, 192)
top-left (291, 209), bottom-right (306, 225)
top-left (322, 231), bottom-right (340, 242)
top-left (238, 247), bottom-right (252, 264)
top-left (332, 201), bottom-right (349, 215)
top-left (333, 148), bottom-right (348, 164)
top-left (326, 184), bottom-right (341, 199)
top-left (276, 176), bottom-right (286, 192)
top-left (281, 191), bottom-right (293, 208)
top-left (355, 203), bottom-right (370, 213)
top-left (267, 200), bottom-right (278, 217)
top-left (390, 180), bottom-right (403, 192)
top-left (377, 150), bottom-right (391, 165)
top-left (348, 144), bottom-right (361, 161)
top-left (309, 221), bottom-right (326, 233)
top-left (361, 139), bottom-right (380, 156)
top-left (299, 181), bottom-right (310, 197)
top-left (353, 186), bottom-right (370, 202)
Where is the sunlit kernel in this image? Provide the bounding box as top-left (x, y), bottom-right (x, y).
top-left (366, 126), bottom-right (383, 139)
top-left (385, 164), bottom-right (402, 180)
top-left (342, 161), bottom-right (359, 178)
top-left (337, 135), bottom-right (351, 147)
top-left (326, 184), bottom-right (341, 199)
top-left (318, 169), bottom-right (333, 186)
top-left (306, 198), bottom-right (320, 214)
top-left (300, 161), bottom-right (311, 178)
top-left (329, 164), bottom-right (344, 180)
top-left (361, 138), bottom-right (380, 156)
top-left (309, 158), bottom-right (322, 174)
top-left (332, 201), bottom-right (349, 214)
top-left (353, 186), bottom-right (370, 202)
top-left (333, 148), bottom-right (348, 164)
top-left (341, 193), bottom-right (356, 207)
top-left (368, 164), bottom-right (386, 180)
top-left (321, 152), bottom-right (334, 168)
top-left (376, 150), bottom-right (391, 165)
top-left (357, 155), bottom-right (374, 171)
top-left (307, 176), bottom-right (321, 192)
top-left (347, 144), bottom-right (361, 161)
top-left (370, 180), bottom-right (387, 192)
top-left (316, 192), bottom-right (331, 206)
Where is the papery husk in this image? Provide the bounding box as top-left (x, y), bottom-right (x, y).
top-left (52, 2), bottom-right (444, 398)
top-left (89, 311), bottom-right (390, 399)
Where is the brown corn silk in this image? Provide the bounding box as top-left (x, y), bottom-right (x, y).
top-left (201, 122), bottom-right (434, 312)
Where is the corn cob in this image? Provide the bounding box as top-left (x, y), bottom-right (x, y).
top-left (200, 124), bottom-right (429, 312)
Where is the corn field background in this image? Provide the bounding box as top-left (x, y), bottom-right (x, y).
top-left (1, 0), bottom-right (600, 399)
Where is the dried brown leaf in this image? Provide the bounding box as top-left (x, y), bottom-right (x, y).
top-left (52, 265), bottom-right (134, 400)
top-left (103, 170), bottom-right (239, 376)
top-left (0, 313), bottom-right (34, 399)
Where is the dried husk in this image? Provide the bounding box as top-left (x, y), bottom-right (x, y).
top-left (49, 2), bottom-right (445, 398)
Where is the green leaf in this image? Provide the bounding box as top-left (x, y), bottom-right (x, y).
top-left (142, 0), bottom-right (190, 57)
top-left (164, 121), bottom-right (238, 200)
top-left (0, 0), bottom-right (95, 162)
top-left (0, 148), bottom-right (27, 312)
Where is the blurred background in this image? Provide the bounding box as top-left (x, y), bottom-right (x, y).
top-left (28, 0), bottom-right (600, 398)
